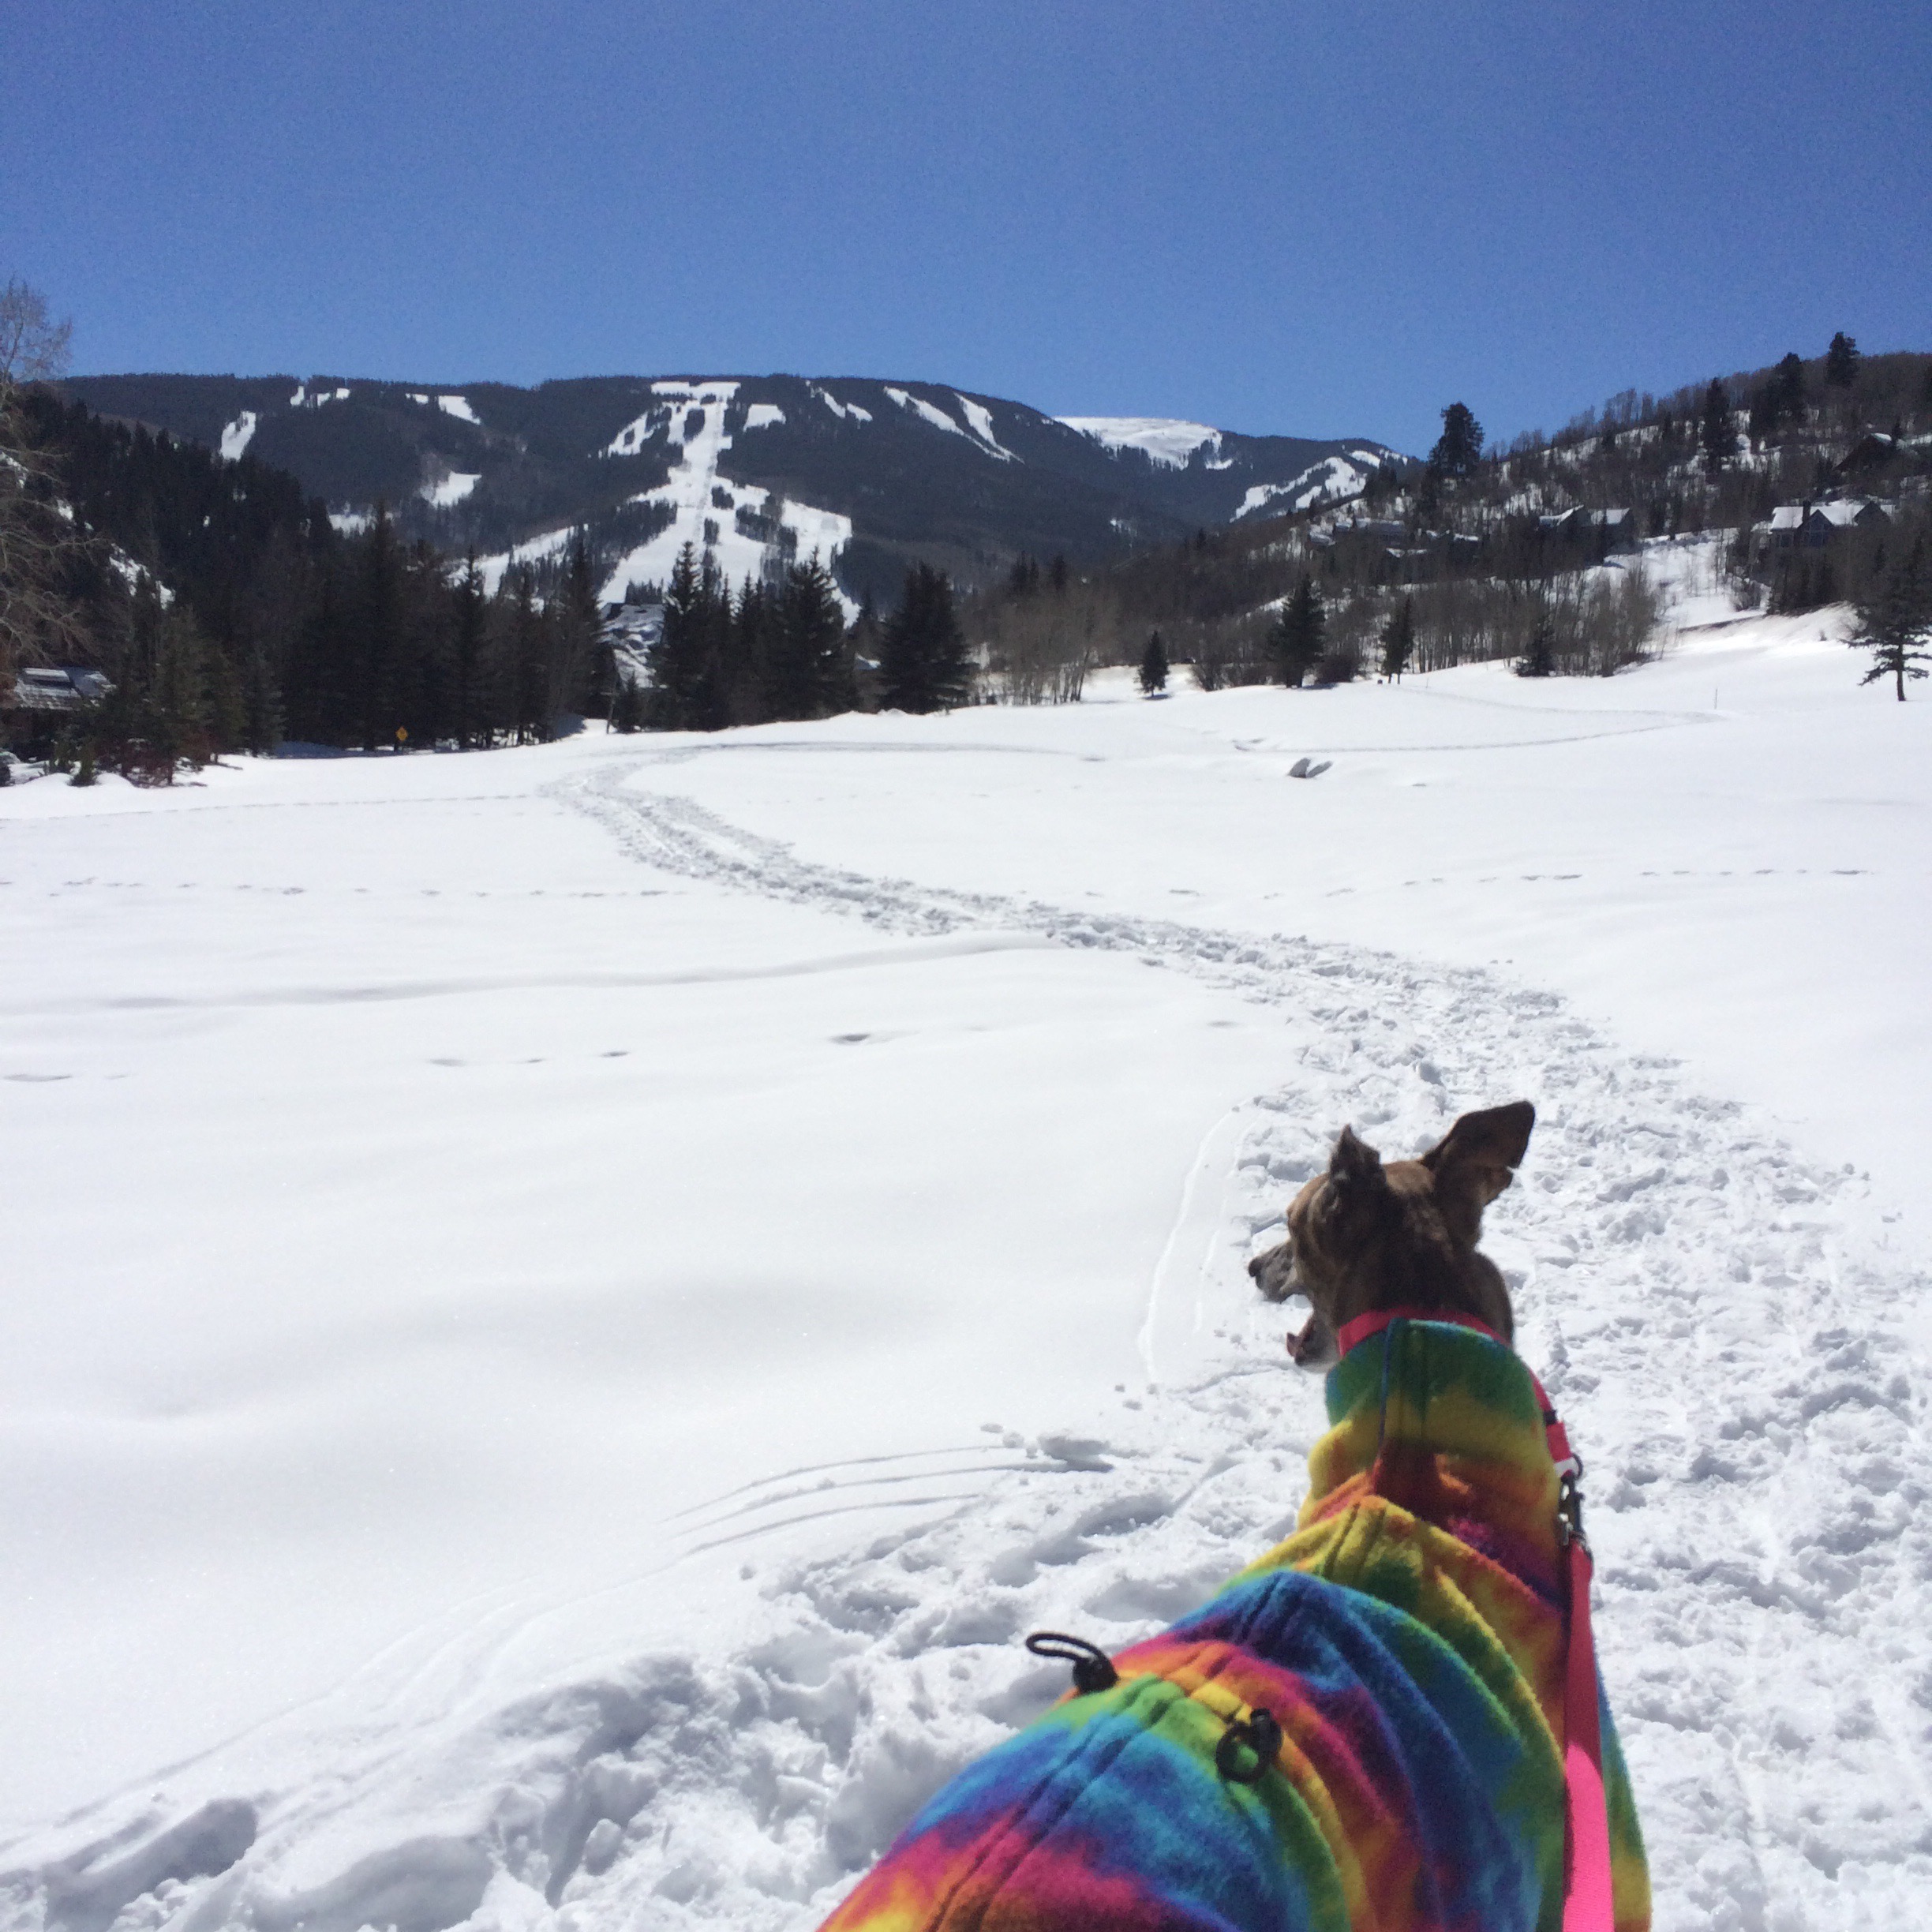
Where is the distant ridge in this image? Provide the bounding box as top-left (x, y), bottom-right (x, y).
top-left (63, 371), bottom-right (1402, 605)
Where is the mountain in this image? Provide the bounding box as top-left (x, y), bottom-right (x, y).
top-left (60, 372), bottom-right (1402, 605)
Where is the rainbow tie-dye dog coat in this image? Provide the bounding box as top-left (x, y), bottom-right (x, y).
top-left (820, 1319), bottom-right (1649, 1932)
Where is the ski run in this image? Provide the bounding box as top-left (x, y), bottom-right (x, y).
top-left (3, 537), bottom-right (1930, 1930)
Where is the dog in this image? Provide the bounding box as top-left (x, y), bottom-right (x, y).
top-left (819, 1103), bottom-right (1649, 1932)
top-left (1248, 1099), bottom-right (1529, 1365)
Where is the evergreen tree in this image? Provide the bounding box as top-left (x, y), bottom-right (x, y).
top-left (547, 531), bottom-right (601, 730)
top-left (777, 556), bottom-right (852, 717)
top-left (240, 642), bottom-right (283, 752)
top-left (608, 674), bottom-right (646, 731)
top-left (729, 575), bottom-right (775, 724)
top-left (649, 543), bottom-right (732, 729)
top-left (1774, 350), bottom-right (1807, 422)
top-left (1853, 531), bottom-right (1930, 701)
top-left (846, 589), bottom-right (882, 708)
top-left (451, 552), bottom-right (486, 747)
top-left (1699, 380), bottom-right (1733, 473)
top-left (1269, 574), bottom-right (1324, 687)
top-left (1429, 402), bottom-right (1484, 478)
top-left (1517, 616), bottom-right (1556, 678)
top-left (879, 563), bottom-right (970, 713)
top-left (356, 501), bottom-right (402, 751)
top-left (1138, 628), bottom-right (1168, 695)
top-left (1380, 595), bottom-right (1417, 680)
top-left (1826, 331), bottom-right (1861, 389)
top-left (507, 567), bottom-right (549, 743)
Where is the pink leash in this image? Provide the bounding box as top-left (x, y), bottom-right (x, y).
top-left (1331, 1307), bottom-right (1615, 1932)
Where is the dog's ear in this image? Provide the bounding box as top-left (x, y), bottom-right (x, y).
top-left (1327, 1125), bottom-right (1386, 1195)
top-left (1420, 1101), bottom-right (1534, 1237)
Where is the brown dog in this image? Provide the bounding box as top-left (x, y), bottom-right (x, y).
top-left (1248, 1100), bottom-right (1535, 1362)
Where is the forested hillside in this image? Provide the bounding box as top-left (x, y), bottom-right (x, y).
top-left (62, 371), bottom-right (1397, 608)
top-left (7, 331), bottom-right (1929, 784)
top-left (959, 336), bottom-right (1932, 698)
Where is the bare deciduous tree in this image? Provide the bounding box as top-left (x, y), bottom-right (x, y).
top-left (0, 278), bottom-right (73, 389)
top-left (0, 276), bottom-right (86, 683)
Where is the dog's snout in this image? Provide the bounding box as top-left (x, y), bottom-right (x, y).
top-left (1248, 1237), bottom-right (1297, 1305)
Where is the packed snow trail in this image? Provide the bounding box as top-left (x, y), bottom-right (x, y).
top-left (8, 753), bottom-right (1930, 1932)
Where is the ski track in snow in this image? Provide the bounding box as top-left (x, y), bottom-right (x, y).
top-left (8, 750), bottom-right (1931, 1932)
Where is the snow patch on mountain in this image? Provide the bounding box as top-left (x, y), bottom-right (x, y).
top-left (743, 404), bottom-right (787, 431)
top-left (884, 387), bottom-right (966, 439)
top-left (590, 381), bottom-right (853, 607)
top-left (1234, 455), bottom-right (1372, 520)
top-left (218, 412), bottom-right (257, 462)
top-left (438, 395), bottom-right (481, 425)
top-left (1058, 416), bottom-right (1224, 468)
top-left (477, 522), bottom-right (577, 594)
top-left (955, 396), bottom-right (1019, 462)
top-left (421, 470), bottom-right (481, 508)
top-left (813, 387), bottom-right (873, 424)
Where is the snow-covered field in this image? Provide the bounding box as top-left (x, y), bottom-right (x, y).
top-left (4, 549), bottom-right (1930, 1930)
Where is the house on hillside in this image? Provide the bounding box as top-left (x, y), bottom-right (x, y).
top-left (1534, 507), bottom-right (1637, 552)
top-left (1754, 497), bottom-right (1892, 560)
top-left (3, 667), bottom-right (110, 759)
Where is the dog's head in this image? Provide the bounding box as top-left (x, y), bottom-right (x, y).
top-left (1247, 1101), bottom-right (1534, 1365)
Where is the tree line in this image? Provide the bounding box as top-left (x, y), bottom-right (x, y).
top-left (3, 365), bottom-right (981, 780)
top-left (625, 546), bottom-right (971, 731)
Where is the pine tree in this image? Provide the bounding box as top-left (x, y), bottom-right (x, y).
top-left (1380, 595), bottom-right (1417, 680)
top-left (1775, 351), bottom-right (1807, 423)
top-left (241, 642), bottom-right (283, 752)
top-left (773, 556), bottom-right (850, 719)
top-left (1138, 628), bottom-right (1169, 695)
top-left (729, 575), bottom-right (775, 724)
top-left (1826, 331), bottom-right (1861, 389)
top-left (648, 543), bottom-right (731, 729)
top-left (879, 564), bottom-right (970, 713)
top-left (1517, 616), bottom-right (1556, 678)
top-left (1699, 380), bottom-right (1733, 473)
top-left (357, 501), bottom-right (402, 751)
top-left (608, 672), bottom-right (646, 732)
top-left (1429, 403), bottom-right (1484, 478)
top-left (1269, 575), bottom-right (1324, 687)
top-left (451, 552), bottom-right (486, 747)
top-left (1853, 532), bottom-right (1930, 701)
top-left (507, 568), bottom-right (548, 743)
top-left (547, 531), bottom-right (601, 731)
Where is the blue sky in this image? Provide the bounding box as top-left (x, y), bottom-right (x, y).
top-left (6, 0), bottom-right (1926, 452)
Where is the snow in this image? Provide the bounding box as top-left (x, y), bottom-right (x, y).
top-left (1234, 455), bottom-right (1370, 520)
top-left (474, 522), bottom-right (577, 596)
top-left (813, 386), bottom-right (872, 424)
top-left (327, 508), bottom-right (373, 534)
top-left (218, 411), bottom-right (257, 462)
top-left (421, 471), bottom-right (481, 510)
top-left (422, 470), bottom-right (482, 508)
top-left (439, 395), bottom-right (481, 425)
top-left (954, 395), bottom-right (1018, 462)
top-left (743, 403), bottom-right (787, 431)
top-left (1058, 416), bottom-right (1222, 468)
top-left (4, 546), bottom-right (1932, 1930)
top-left (882, 386), bottom-right (967, 440)
top-left (593, 380), bottom-right (853, 608)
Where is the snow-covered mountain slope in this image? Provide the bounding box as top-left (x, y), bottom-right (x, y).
top-left (1054, 414), bottom-right (1225, 467)
top-left (585, 380), bottom-right (851, 607)
top-left (61, 372), bottom-right (1400, 605)
top-left (4, 552), bottom-right (1929, 1930)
